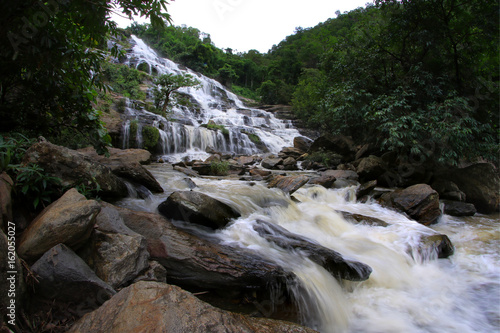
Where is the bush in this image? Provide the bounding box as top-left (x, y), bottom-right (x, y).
top-left (142, 126), bottom-right (160, 151)
top-left (210, 160), bottom-right (229, 176)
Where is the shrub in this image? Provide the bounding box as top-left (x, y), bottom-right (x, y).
top-left (210, 160), bottom-right (229, 176)
top-left (142, 126), bottom-right (160, 151)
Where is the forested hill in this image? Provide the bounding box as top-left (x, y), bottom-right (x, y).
top-left (130, 1), bottom-right (499, 166)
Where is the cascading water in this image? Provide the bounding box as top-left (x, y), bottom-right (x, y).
top-left (117, 165), bottom-right (500, 333)
top-left (119, 35), bottom-right (301, 162)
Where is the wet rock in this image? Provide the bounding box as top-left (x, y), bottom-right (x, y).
top-left (356, 180), bottom-right (377, 199)
top-left (191, 162), bottom-right (212, 175)
top-left (355, 155), bottom-right (387, 181)
top-left (238, 155), bottom-right (256, 165)
top-left (78, 147), bottom-right (152, 165)
top-left (250, 168), bottom-right (272, 178)
top-left (293, 136), bottom-right (313, 153)
top-left (68, 281), bottom-right (318, 333)
top-left (442, 200), bottom-right (476, 217)
top-left (117, 207), bottom-right (291, 291)
top-left (431, 179), bottom-right (466, 202)
top-left (18, 189), bottom-right (100, 262)
top-left (158, 191), bottom-right (241, 229)
top-left (282, 157), bottom-right (298, 170)
top-left (379, 184), bottom-right (441, 225)
top-left (448, 163), bottom-right (499, 214)
top-left (417, 234), bottom-right (454, 259)
top-left (0, 172), bottom-right (13, 231)
top-left (340, 211), bottom-right (389, 227)
top-left (262, 156), bottom-right (283, 169)
top-left (253, 220), bottom-right (372, 281)
top-left (309, 175), bottom-right (336, 189)
top-left (23, 141), bottom-right (128, 199)
top-left (322, 169), bottom-right (359, 181)
top-left (279, 147), bottom-right (304, 158)
top-left (31, 244), bottom-right (115, 304)
top-left (267, 174), bottom-right (310, 195)
top-left (173, 165), bottom-right (199, 178)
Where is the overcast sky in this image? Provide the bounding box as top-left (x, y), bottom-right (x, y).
top-left (112, 0), bottom-right (371, 53)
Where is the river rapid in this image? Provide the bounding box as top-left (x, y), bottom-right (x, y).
top-left (117, 165), bottom-right (500, 333)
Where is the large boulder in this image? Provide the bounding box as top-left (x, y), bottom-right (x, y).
top-left (431, 179), bottom-right (466, 202)
top-left (253, 220), bottom-right (372, 281)
top-left (309, 174), bottom-right (336, 189)
top-left (0, 172), bottom-right (13, 231)
top-left (379, 184), bottom-right (442, 225)
top-left (293, 136), bottom-right (313, 153)
top-left (442, 200), bottom-right (476, 217)
top-left (78, 147), bottom-right (163, 194)
top-left (309, 134), bottom-right (356, 159)
top-left (117, 207), bottom-right (290, 291)
top-left (448, 163), bottom-right (499, 214)
top-left (267, 174), bottom-right (310, 195)
top-left (68, 281), bottom-right (318, 333)
top-left (17, 189), bottom-right (101, 262)
top-left (322, 169), bottom-right (359, 181)
top-left (23, 141), bottom-right (128, 199)
top-left (87, 204), bottom-right (150, 288)
top-left (31, 244), bottom-right (115, 304)
top-left (355, 155), bottom-right (387, 181)
top-left (262, 156), bottom-right (283, 169)
top-left (158, 191), bottom-right (241, 229)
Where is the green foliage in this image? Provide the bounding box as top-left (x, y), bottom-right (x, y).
top-left (210, 160), bottom-right (229, 176)
top-left (241, 131), bottom-right (261, 144)
top-left (102, 62), bottom-right (148, 100)
top-left (1, 133), bottom-right (62, 209)
top-left (142, 126), bottom-right (160, 151)
top-left (153, 73), bottom-right (201, 116)
top-left (305, 150), bottom-right (341, 168)
top-left (0, 0), bottom-right (171, 154)
top-left (206, 123), bottom-right (229, 136)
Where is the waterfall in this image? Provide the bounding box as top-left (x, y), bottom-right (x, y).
top-left (119, 35), bottom-right (301, 161)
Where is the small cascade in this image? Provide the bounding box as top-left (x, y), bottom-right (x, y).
top-left (118, 35), bottom-right (301, 161)
top-left (121, 119), bottom-right (130, 149)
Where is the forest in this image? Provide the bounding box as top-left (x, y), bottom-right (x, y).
top-left (130, 0), bottom-right (499, 166)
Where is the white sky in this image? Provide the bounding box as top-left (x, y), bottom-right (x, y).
top-left (112, 0), bottom-right (371, 53)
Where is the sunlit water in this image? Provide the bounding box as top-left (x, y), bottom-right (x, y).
top-left (117, 164), bottom-right (500, 333)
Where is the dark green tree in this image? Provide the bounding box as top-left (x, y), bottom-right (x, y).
top-left (0, 0), bottom-right (171, 153)
top-left (153, 73), bottom-right (201, 116)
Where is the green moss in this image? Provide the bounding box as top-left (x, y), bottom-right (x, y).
top-left (206, 123), bottom-right (229, 136)
top-left (142, 125), bottom-right (160, 151)
top-left (241, 131), bottom-right (261, 144)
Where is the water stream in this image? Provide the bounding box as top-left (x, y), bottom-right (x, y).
top-left (117, 165), bottom-right (500, 333)
top-left (114, 36), bottom-right (499, 333)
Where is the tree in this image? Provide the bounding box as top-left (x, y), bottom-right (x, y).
top-left (153, 73), bottom-right (201, 116)
top-left (0, 0), bottom-right (171, 153)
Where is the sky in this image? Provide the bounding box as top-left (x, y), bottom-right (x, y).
top-left (112, 0), bottom-right (371, 53)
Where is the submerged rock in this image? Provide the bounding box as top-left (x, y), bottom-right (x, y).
top-left (158, 191), bottom-right (241, 229)
top-left (68, 281), bottom-right (318, 333)
top-left (17, 189), bottom-right (100, 262)
top-left (253, 220), bottom-right (372, 281)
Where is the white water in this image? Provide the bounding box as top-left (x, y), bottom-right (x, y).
top-left (117, 165), bottom-right (500, 333)
top-left (119, 36), bottom-right (300, 162)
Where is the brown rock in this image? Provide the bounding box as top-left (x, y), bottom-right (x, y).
top-left (379, 184), bottom-right (441, 225)
top-left (293, 136), bottom-right (313, 153)
top-left (322, 169), bottom-right (359, 181)
top-left (68, 281), bottom-right (318, 333)
top-left (24, 141), bottom-right (128, 199)
top-left (250, 168), bottom-right (272, 177)
top-left (309, 175), bottom-right (336, 188)
top-left (158, 191), bottom-right (241, 229)
top-left (17, 189), bottom-right (101, 262)
top-left (355, 155), bottom-right (386, 181)
top-left (268, 175), bottom-right (310, 195)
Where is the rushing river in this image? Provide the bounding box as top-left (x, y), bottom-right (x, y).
top-left (118, 165), bottom-right (500, 333)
